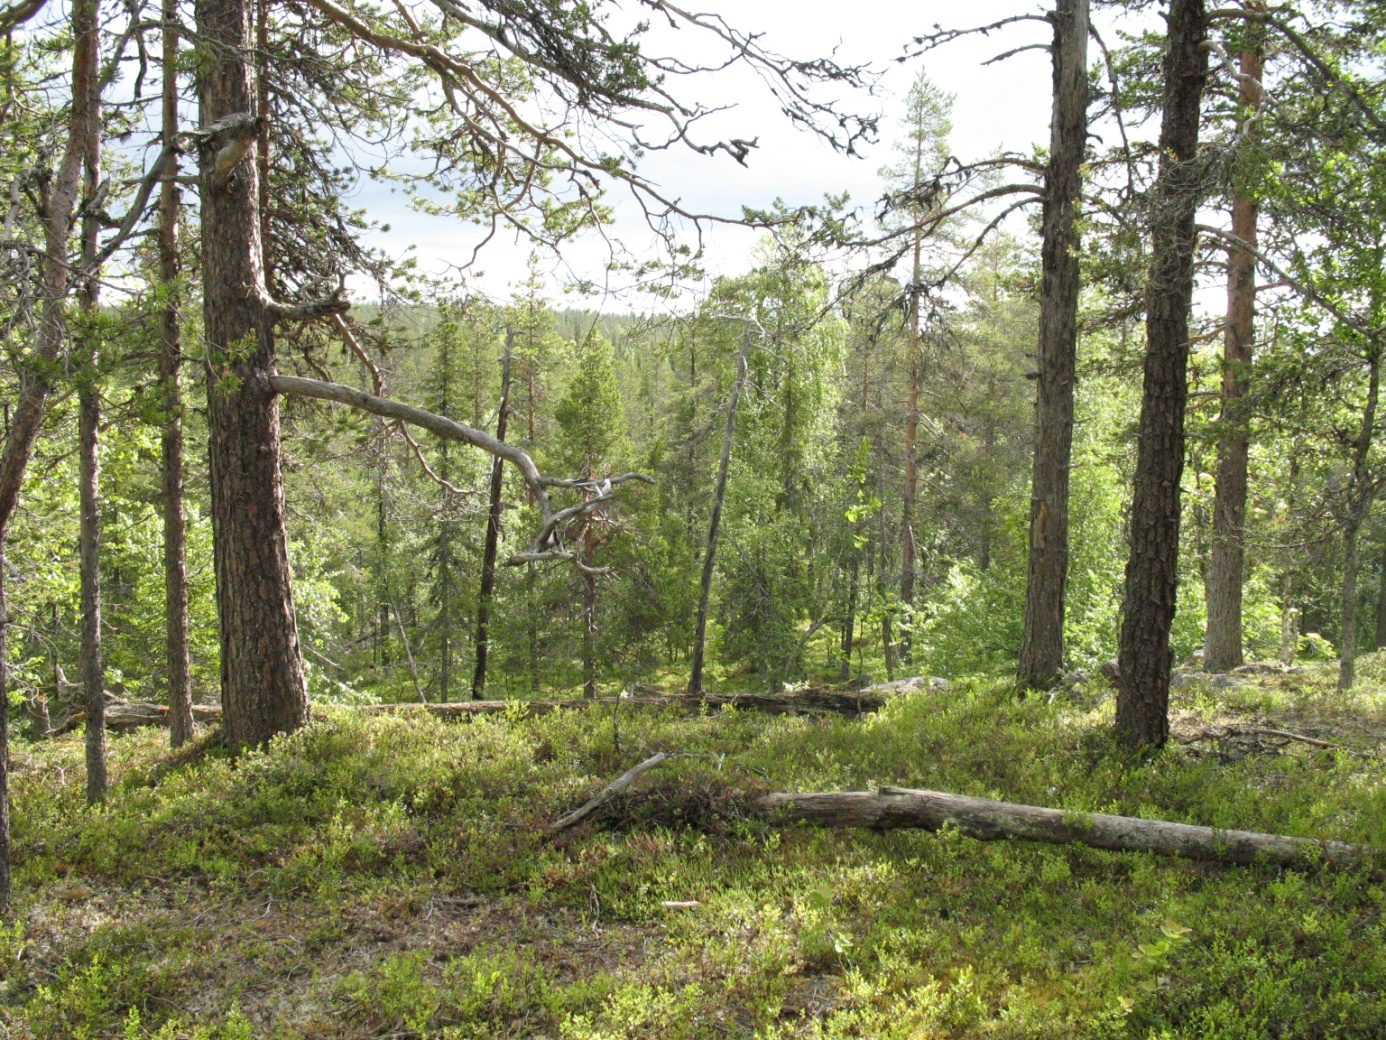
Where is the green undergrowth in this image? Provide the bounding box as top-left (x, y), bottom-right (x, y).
top-left (5, 665), bottom-right (1386, 1038)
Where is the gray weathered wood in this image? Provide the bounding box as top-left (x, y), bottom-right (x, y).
top-left (756, 786), bottom-right (1371, 868)
top-left (548, 752), bottom-right (668, 833)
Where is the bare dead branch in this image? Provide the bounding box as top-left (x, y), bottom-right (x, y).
top-left (548, 752), bottom-right (669, 833)
top-left (269, 374), bottom-right (651, 569)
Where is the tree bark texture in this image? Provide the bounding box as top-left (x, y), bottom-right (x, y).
top-left (1117, 0), bottom-right (1208, 748)
top-left (472, 335), bottom-right (513, 699)
top-left (160, 3), bottom-right (195, 748)
top-left (77, 0), bottom-right (106, 803)
top-left (1204, 36), bottom-right (1263, 673)
top-left (756, 787), bottom-right (1370, 869)
top-left (79, 389), bottom-right (107, 803)
top-left (688, 324), bottom-right (751, 695)
top-left (1018, 0), bottom-right (1088, 689)
top-left (197, 0), bottom-right (309, 748)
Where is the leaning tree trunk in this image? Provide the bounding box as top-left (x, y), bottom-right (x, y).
top-left (1204, 32), bottom-right (1263, 674)
top-left (472, 334), bottom-right (513, 699)
top-left (1018, 0), bottom-right (1088, 690)
top-left (196, 0), bottom-right (309, 748)
top-left (1116, 0), bottom-right (1208, 748)
top-left (688, 322), bottom-right (752, 696)
top-left (160, 1), bottom-right (195, 748)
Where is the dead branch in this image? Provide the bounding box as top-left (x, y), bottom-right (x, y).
top-left (1180, 725), bottom-right (1341, 750)
top-left (548, 752), bottom-right (669, 833)
top-left (269, 373), bottom-right (651, 568)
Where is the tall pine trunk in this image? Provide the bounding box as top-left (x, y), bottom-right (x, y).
top-left (472, 335), bottom-right (513, 698)
top-left (1116, 0), bottom-right (1208, 748)
top-left (197, 0), bottom-right (308, 748)
top-left (160, 1), bottom-right (195, 747)
top-left (1204, 31), bottom-right (1263, 673)
top-left (1018, 0), bottom-right (1088, 689)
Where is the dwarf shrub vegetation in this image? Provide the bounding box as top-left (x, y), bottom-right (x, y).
top-left (6, 666), bottom-right (1386, 1037)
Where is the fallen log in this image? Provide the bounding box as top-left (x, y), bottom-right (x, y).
top-left (361, 689), bottom-right (895, 718)
top-left (66, 702), bottom-right (223, 734)
top-left (91, 682), bottom-right (941, 731)
top-left (756, 787), bottom-right (1372, 869)
top-left (541, 753), bottom-right (1372, 869)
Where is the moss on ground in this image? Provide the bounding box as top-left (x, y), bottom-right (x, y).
top-left (6, 659), bottom-right (1386, 1038)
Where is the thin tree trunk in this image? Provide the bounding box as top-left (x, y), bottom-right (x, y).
top-left (0, 562), bottom-right (9, 908)
top-left (1339, 350), bottom-right (1380, 691)
top-left (980, 410), bottom-right (996, 570)
top-left (1204, 30), bottom-right (1263, 673)
top-left (78, 0), bottom-right (106, 804)
top-left (472, 333), bottom-right (513, 699)
top-left (840, 554), bottom-right (859, 681)
top-left (527, 561), bottom-right (540, 694)
top-left (160, 1), bottom-right (195, 748)
top-left (688, 323), bottom-right (752, 696)
top-left (1375, 534), bottom-right (1386, 651)
top-left (393, 603), bottom-right (426, 702)
top-left (0, 0), bottom-right (99, 901)
top-left (376, 430), bottom-right (390, 668)
top-left (1116, 0), bottom-right (1208, 747)
top-left (583, 530), bottom-right (597, 699)
top-left (197, 0), bottom-right (309, 748)
top-left (1339, 509), bottom-right (1369, 690)
top-left (1018, 0), bottom-right (1088, 689)
top-left (79, 388), bottom-right (106, 803)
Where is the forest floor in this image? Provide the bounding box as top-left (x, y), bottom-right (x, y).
top-left (5, 659), bottom-right (1386, 1039)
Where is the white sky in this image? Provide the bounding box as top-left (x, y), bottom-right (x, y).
top-left (355, 0), bottom-right (1068, 308)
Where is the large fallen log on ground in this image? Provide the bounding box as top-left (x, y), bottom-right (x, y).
top-left (67, 702), bottom-right (224, 733)
top-left (90, 679), bottom-right (949, 732)
top-left (544, 752), bottom-right (1373, 870)
top-left (362, 689), bottom-right (897, 719)
top-left (758, 786), bottom-right (1372, 869)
